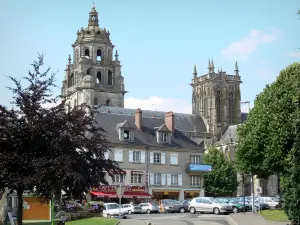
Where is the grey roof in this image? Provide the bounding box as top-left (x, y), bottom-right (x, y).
top-left (95, 107), bottom-right (206, 150)
top-left (220, 125), bottom-right (238, 143)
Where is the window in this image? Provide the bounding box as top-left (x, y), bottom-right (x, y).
top-left (228, 92), bottom-right (234, 124)
top-left (154, 174), bottom-right (161, 185)
top-left (114, 149), bottom-right (123, 162)
top-left (170, 153), bottom-right (178, 165)
top-left (84, 49), bottom-right (90, 58)
top-left (133, 151), bottom-right (141, 162)
top-left (171, 174), bottom-right (178, 186)
top-left (216, 90), bottom-right (221, 122)
top-left (97, 71), bottom-right (101, 83)
top-left (87, 68), bottom-right (91, 75)
top-left (94, 97), bottom-right (98, 105)
top-left (203, 98), bottom-right (208, 117)
top-left (123, 130), bottom-right (130, 140)
top-left (191, 175), bottom-right (201, 186)
top-left (162, 133), bottom-right (167, 143)
top-left (153, 152), bottom-right (161, 164)
top-left (190, 155), bottom-right (201, 165)
top-left (131, 174), bottom-right (142, 184)
top-left (113, 174), bottom-right (125, 183)
top-left (108, 70), bottom-right (113, 85)
top-left (106, 99), bottom-right (110, 106)
top-left (97, 49), bottom-right (102, 62)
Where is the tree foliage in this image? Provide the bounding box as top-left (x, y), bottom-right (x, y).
top-left (203, 146), bottom-right (238, 197)
top-left (236, 63), bottom-right (300, 178)
top-left (0, 55), bottom-right (120, 225)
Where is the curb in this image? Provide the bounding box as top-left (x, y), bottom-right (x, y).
top-left (115, 219), bottom-right (120, 225)
top-left (226, 216), bottom-right (239, 225)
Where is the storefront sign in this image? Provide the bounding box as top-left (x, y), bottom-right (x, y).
top-left (93, 185), bottom-right (145, 192)
top-left (131, 171), bottom-right (144, 175)
top-left (189, 164), bottom-right (212, 171)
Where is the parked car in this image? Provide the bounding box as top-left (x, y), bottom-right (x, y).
top-left (138, 202), bottom-right (159, 214)
top-left (189, 197), bottom-right (232, 215)
top-left (257, 197), bottom-right (279, 209)
top-left (103, 203), bottom-right (127, 218)
top-left (167, 200), bottom-right (191, 213)
top-left (159, 199), bottom-right (180, 213)
top-left (231, 197), bottom-right (252, 211)
top-left (121, 204), bottom-right (142, 214)
top-left (217, 198), bottom-right (245, 213)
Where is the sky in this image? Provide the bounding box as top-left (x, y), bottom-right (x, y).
top-left (0, 0), bottom-right (299, 113)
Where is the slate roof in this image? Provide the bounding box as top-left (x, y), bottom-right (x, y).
top-left (95, 107), bottom-right (206, 150)
top-left (220, 125), bottom-right (238, 143)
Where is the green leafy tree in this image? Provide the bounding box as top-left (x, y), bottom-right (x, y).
top-left (0, 55), bottom-right (120, 225)
top-left (236, 63), bottom-right (300, 179)
top-left (203, 146), bottom-right (238, 197)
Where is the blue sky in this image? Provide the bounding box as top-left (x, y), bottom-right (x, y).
top-left (0, 0), bottom-right (299, 113)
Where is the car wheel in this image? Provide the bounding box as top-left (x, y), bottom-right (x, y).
top-left (213, 207), bottom-right (220, 215)
top-left (232, 207), bottom-right (238, 213)
top-left (128, 210), bottom-right (132, 215)
top-left (107, 214), bottom-right (111, 218)
top-left (190, 207), bottom-right (196, 214)
top-left (179, 208), bottom-right (185, 213)
top-left (146, 209), bottom-right (151, 214)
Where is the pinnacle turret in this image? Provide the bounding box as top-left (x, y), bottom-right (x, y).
top-left (88, 5), bottom-right (99, 27)
top-left (234, 61), bottom-right (239, 76)
top-left (193, 64), bottom-right (198, 78)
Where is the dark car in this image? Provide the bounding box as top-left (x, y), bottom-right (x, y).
top-left (167, 200), bottom-right (191, 213)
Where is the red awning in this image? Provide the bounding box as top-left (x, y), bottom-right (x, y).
top-left (90, 191), bottom-right (151, 198)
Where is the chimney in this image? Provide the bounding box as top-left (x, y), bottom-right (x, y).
top-left (135, 108), bottom-right (142, 130)
top-left (165, 111), bottom-right (175, 133)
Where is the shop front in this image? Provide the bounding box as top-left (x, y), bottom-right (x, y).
top-left (152, 189), bottom-right (180, 201)
top-left (184, 190), bottom-right (200, 199)
top-left (90, 185), bottom-right (151, 204)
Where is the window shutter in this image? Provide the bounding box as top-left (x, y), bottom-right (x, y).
top-left (167, 174), bottom-right (171, 186)
top-left (129, 150), bottom-right (133, 162)
top-left (150, 152), bottom-right (154, 164)
top-left (150, 173), bottom-right (154, 185)
top-left (170, 153), bottom-right (178, 165)
top-left (161, 152), bottom-right (166, 164)
top-left (178, 174), bottom-right (183, 186)
top-left (161, 174), bottom-right (166, 185)
top-left (141, 151), bottom-right (146, 163)
top-left (104, 152), bottom-right (109, 160)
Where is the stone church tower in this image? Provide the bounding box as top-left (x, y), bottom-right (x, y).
top-left (61, 6), bottom-right (126, 109)
top-left (191, 59), bottom-right (242, 136)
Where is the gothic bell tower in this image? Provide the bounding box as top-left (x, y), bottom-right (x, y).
top-left (61, 5), bottom-right (126, 108)
top-left (191, 59), bottom-right (242, 136)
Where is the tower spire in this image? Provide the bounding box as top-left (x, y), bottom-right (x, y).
top-left (234, 61), bottom-right (239, 76)
top-left (193, 64), bottom-right (198, 78)
top-left (68, 54), bottom-right (71, 64)
top-left (211, 58), bottom-right (215, 72)
top-left (115, 50), bottom-right (119, 61)
top-left (88, 4), bottom-right (99, 27)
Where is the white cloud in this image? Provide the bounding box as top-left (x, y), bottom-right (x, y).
top-left (241, 104), bottom-right (250, 113)
top-left (222, 29), bottom-right (280, 60)
top-left (124, 96), bottom-right (192, 114)
top-left (287, 51), bottom-right (300, 58)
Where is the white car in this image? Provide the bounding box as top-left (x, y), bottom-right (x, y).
top-left (189, 197), bottom-right (232, 215)
top-left (103, 203), bottom-right (127, 218)
top-left (121, 204), bottom-right (142, 214)
top-left (138, 202), bottom-right (159, 214)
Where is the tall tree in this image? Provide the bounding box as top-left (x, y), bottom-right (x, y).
top-left (0, 55), bottom-right (120, 225)
top-left (236, 63), bottom-right (300, 179)
top-left (203, 146), bottom-right (238, 197)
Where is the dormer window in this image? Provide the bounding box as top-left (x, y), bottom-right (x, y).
top-left (162, 133), bottom-right (167, 143)
top-left (123, 130), bottom-right (130, 140)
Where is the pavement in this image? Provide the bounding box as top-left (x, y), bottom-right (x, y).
top-left (117, 212), bottom-right (290, 225)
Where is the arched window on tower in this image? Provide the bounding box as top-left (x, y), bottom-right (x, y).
top-left (106, 99), bottom-right (111, 106)
top-left (97, 71), bottom-right (102, 84)
top-left (85, 49), bottom-right (90, 58)
top-left (108, 50), bottom-right (111, 61)
top-left (228, 92), bottom-right (234, 125)
top-left (204, 98), bottom-right (208, 117)
top-left (69, 73), bottom-right (74, 87)
top-left (216, 90), bottom-right (221, 122)
top-left (94, 97), bottom-right (98, 105)
top-left (87, 68), bottom-right (91, 75)
top-left (108, 70), bottom-right (113, 85)
top-left (74, 99), bottom-right (77, 110)
top-left (97, 49), bottom-right (102, 63)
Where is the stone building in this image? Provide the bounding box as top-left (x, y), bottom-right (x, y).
top-left (61, 6), bottom-right (126, 109)
top-left (61, 5), bottom-right (278, 199)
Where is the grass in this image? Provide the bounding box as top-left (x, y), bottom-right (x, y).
top-left (260, 209), bottom-right (289, 222)
top-left (0, 217), bottom-right (118, 225)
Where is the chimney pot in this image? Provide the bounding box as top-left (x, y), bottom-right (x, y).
top-left (135, 108), bottom-right (142, 130)
top-left (165, 111), bottom-right (175, 133)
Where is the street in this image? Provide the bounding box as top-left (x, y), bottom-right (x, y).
top-left (119, 213), bottom-right (231, 225)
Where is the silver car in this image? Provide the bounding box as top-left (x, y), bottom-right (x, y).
top-left (138, 202), bottom-right (159, 214)
top-left (121, 204), bottom-right (142, 214)
top-left (189, 197), bottom-right (232, 215)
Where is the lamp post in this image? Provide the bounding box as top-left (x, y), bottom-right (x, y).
top-left (240, 101), bottom-right (255, 213)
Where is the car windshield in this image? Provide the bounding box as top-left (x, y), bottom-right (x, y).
top-left (210, 198), bottom-right (223, 203)
top-left (164, 200), bottom-right (178, 204)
